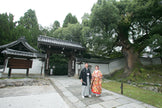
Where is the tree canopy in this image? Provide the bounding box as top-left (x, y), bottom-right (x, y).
top-left (88, 0), bottom-right (162, 74)
top-left (63, 13), bottom-right (78, 27)
top-left (0, 0), bottom-right (161, 74)
top-left (0, 13), bottom-right (16, 45)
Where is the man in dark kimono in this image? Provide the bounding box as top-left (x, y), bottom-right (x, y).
top-left (79, 62), bottom-right (92, 98)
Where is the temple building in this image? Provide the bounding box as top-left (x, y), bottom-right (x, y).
top-left (0, 37), bottom-right (45, 78)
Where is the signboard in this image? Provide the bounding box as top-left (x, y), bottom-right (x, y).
top-left (8, 58), bottom-right (32, 69)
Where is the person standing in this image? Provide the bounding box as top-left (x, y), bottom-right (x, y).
top-left (79, 62), bottom-right (92, 98)
top-left (91, 65), bottom-right (102, 97)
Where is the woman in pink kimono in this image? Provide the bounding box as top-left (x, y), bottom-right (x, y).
top-left (91, 65), bottom-right (102, 96)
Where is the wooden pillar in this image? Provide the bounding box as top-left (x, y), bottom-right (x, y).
top-left (73, 59), bottom-right (76, 76)
top-left (45, 51), bottom-right (50, 75)
top-left (26, 68), bottom-right (29, 77)
top-left (68, 57), bottom-right (72, 77)
top-left (8, 68), bottom-right (12, 78)
top-left (46, 54), bottom-right (49, 70)
top-left (121, 82), bottom-right (123, 94)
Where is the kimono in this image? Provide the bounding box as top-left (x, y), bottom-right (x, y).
top-left (79, 68), bottom-right (91, 96)
top-left (91, 70), bottom-right (102, 94)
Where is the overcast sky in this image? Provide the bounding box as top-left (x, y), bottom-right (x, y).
top-left (0, 0), bottom-right (97, 27)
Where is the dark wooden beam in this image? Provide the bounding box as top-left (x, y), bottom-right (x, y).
top-left (26, 68), bottom-right (29, 77)
top-left (8, 68), bottom-right (12, 78)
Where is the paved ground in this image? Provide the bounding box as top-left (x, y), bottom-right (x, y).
top-left (49, 76), bottom-right (156, 108)
top-left (0, 76), bottom-right (157, 108)
top-left (0, 85), bottom-right (69, 108)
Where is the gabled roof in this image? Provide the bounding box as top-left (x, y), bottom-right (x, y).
top-left (38, 35), bottom-right (84, 50)
top-left (0, 37), bottom-right (38, 53)
top-left (2, 49), bottom-right (46, 58)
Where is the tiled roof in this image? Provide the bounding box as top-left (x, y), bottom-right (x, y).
top-left (38, 35), bottom-right (84, 50)
top-left (0, 37), bottom-right (38, 53)
top-left (2, 49), bottom-right (46, 58)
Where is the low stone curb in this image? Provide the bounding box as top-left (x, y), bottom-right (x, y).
top-left (0, 78), bottom-right (50, 88)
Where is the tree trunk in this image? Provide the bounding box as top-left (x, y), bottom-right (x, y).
top-left (123, 47), bottom-right (141, 76)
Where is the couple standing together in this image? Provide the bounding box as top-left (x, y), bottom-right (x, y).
top-left (79, 63), bottom-right (102, 98)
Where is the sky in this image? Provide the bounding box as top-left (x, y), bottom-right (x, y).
top-left (0, 0), bottom-right (97, 27)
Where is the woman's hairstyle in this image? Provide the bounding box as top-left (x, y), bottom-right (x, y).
top-left (85, 62), bottom-right (88, 64)
top-left (95, 65), bottom-right (99, 68)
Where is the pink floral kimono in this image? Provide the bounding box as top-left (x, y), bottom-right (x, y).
top-left (91, 70), bottom-right (102, 94)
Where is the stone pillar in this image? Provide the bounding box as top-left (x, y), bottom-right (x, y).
top-left (74, 59), bottom-right (79, 78)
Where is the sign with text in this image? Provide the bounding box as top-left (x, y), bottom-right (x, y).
top-left (8, 58), bottom-right (32, 69)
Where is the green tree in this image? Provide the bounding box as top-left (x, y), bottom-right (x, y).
top-left (39, 25), bottom-right (51, 36)
top-left (147, 23), bottom-right (162, 62)
top-left (52, 20), bottom-right (60, 31)
top-left (90, 0), bottom-right (162, 75)
top-left (49, 20), bottom-right (60, 35)
top-left (81, 13), bottom-right (90, 27)
top-left (0, 13), bottom-right (16, 45)
top-left (63, 13), bottom-right (78, 27)
top-left (17, 9), bottom-right (40, 48)
top-left (52, 23), bottom-right (82, 43)
top-left (90, 0), bottom-right (120, 57)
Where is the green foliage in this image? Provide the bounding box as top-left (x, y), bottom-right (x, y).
top-left (39, 25), bottom-right (51, 36)
top-left (63, 13), bottom-right (78, 27)
top-left (108, 64), bottom-right (162, 84)
top-left (17, 9), bottom-right (40, 48)
top-left (0, 13), bottom-right (17, 45)
top-left (81, 26), bottom-right (92, 47)
top-left (52, 23), bottom-right (82, 43)
top-left (88, 0), bottom-right (162, 72)
top-left (50, 20), bottom-right (60, 34)
top-left (81, 13), bottom-right (90, 27)
top-left (102, 81), bottom-right (162, 107)
top-left (49, 54), bottom-right (68, 75)
top-left (90, 0), bottom-right (120, 32)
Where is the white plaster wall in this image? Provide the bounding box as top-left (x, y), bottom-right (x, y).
top-left (140, 57), bottom-right (161, 65)
top-left (109, 58), bottom-right (126, 74)
top-left (152, 58), bottom-right (161, 64)
top-left (140, 58), bottom-right (151, 65)
top-left (76, 62), bottom-right (109, 76)
top-left (88, 63), bottom-right (108, 75)
top-left (4, 58), bottom-right (45, 75)
top-left (75, 57), bottom-right (161, 76)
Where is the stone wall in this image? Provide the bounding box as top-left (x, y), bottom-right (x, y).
top-left (140, 57), bottom-right (161, 65)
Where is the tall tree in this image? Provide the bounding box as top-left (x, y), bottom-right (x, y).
top-left (52, 20), bottom-right (60, 30)
top-left (17, 9), bottom-right (40, 48)
top-left (90, 0), bottom-right (162, 75)
top-left (0, 13), bottom-right (16, 45)
top-left (49, 20), bottom-right (60, 35)
top-left (90, 0), bottom-right (120, 57)
top-left (81, 13), bottom-right (90, 27)
top-left (63, 13), bottom-right (78, 27)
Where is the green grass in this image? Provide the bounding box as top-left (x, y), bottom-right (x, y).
top-left (102, 81), bottom-right (162, 108)
top-left (107, 64), bottom-right (162, 84)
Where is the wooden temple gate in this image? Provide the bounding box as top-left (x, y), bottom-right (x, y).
top-left (38, 35), bottom-right (84, 76)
